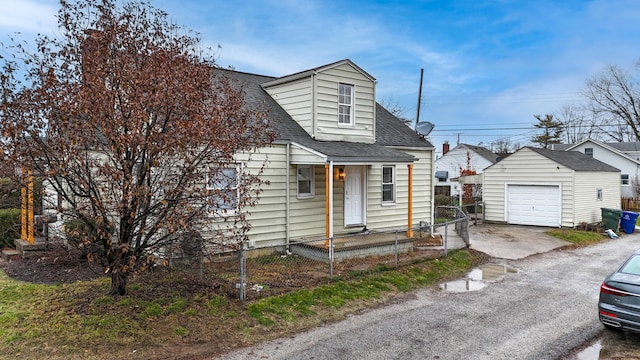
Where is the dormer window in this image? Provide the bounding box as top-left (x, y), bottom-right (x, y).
top-left (338, 83), bottom-right (354, 126)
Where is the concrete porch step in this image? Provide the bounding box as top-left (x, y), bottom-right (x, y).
top-left (14, 238), bottom-right (48, 258)
top-left (2, 248), bottom-right (22, 261)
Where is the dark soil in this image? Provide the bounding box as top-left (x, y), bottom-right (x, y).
top-left (0, 244), bottom-right (106, 284)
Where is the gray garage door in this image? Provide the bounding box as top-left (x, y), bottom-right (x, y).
top-left (507, 184), bottom-right (561, 227)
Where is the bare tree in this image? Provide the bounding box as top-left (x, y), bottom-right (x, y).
top-left (555, 103), bottom-right (596, 143)
top-left (378, 96), bottom-right (411, 124)
top-left (0, 0), bottom-right (275, 295)
top-left (531, 114), bottom-right (563, 148)
top-left (585, 62), bottom-right (640, 142)
top-left (491, 137), bottom-right (519, 157)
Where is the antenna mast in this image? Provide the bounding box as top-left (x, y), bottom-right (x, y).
top-left (415, 68), bottom-right (424, 129)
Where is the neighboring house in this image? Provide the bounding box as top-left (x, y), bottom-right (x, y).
top-left (211, 60), bottom-right (435, 247)
top-left (552, 140), bottom-right (640, 198)
top-left (483, 147), bottom-right (620, 228)
top-left (434, 142), bottom-right (499, 196)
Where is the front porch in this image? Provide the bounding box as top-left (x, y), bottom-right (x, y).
top-left (289, 228), bottom-right (444, 263)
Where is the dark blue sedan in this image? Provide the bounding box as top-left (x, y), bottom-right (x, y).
top-left (599, 249), bottom-right (640, 332)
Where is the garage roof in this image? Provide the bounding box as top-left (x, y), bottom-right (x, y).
top-left (525, 147), bottom-right (620, 172)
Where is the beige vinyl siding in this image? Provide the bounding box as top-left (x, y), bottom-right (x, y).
top-left (236, 146), bottom-right (288, 247)
top-left (314, 63), bottom-right (375, 143)
top-left (289, 144), bottom-right (326, 164)
top-left (288, 165), bottom-right (331, 240)
top-left (366, 164), bottom-right (402, 230)
top-left (264, 78), bottom-right (313, 135)
top-left (573, 172), bottom-right (620, 225)
top-left (484, 147), bottom-right (622, 227)
top-left (483, 148), bottom-right (575, 226)
top-left (404, 149), bottom-right (434, 226)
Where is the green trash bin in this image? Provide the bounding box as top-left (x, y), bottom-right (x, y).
top-left (601, 208), bottom-right (623, 231)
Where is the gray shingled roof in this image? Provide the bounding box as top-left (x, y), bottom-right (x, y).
top-left (605, 142), bottom-right (640, 152)
top-left (526, 147), bottom-right (620, 172)
top-left (219, 67), bottom-right (433, 163)
top-left (459, 143), bottom-right (499, 163)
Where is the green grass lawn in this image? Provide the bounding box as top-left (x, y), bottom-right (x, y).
top-left (0, 249), bottom-right (487, 359)
top-left (546, 228), bottom-right (608, 246)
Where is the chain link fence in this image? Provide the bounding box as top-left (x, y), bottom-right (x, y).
top-left (169, 207), bottom-right (470, 301)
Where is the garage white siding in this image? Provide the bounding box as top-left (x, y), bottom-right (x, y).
top-left (506, 184), bottom-right (561, 227)
top-left (573, 172), bottom-right (621, 224)
top-left (484, 147), bottom-right (621, 228)
top-left (483, 148), bottom-right (574, 227)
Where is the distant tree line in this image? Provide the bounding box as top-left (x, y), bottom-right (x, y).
top-left (531, 59), bottom-right (640, 147)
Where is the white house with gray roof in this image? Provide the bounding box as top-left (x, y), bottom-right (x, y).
top-left (221, 60), bottom-right (435, 248)
top-left (483, 147), bottom-right (620, 227)
top-left (552, 139), bottom-right (640, 198)
top-left (434, 143), bottom-right (499, 197)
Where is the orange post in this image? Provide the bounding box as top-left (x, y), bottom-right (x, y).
top-left (407, 164), bottom-right (414, 238)
top-left (20, 168), bottom-right (27, 241)
top-left (27, 169), bottom-right (35, 244)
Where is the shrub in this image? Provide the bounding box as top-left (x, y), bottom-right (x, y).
top-left (0, 209), bottom-right (21, 248)
top-left (0, 177), bottom-right (43, 213)
top-left (435, 194), bottom-right (452, 207)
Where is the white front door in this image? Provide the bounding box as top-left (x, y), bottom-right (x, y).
top-left (344, 165), bottom-right (365, 226)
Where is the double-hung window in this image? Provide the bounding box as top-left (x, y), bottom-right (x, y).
top-left (622, 174), bottom-right (630, 185)
top-left (207, 166), bottom-right (238, 214)
top-left (338, 83), bottom-right (354, 126)
top-left (297, 165), bottom-right (314, 198)
top-left (382, 165), bottom-right (395, 203)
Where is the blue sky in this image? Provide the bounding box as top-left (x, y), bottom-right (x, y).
top-left (2, 0), bottom-right (640, 153)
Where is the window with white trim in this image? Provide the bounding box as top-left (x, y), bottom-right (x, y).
top-left (382, 165), bottom-right (395, 203)
top-left (297, 165), bottom-right (314, 198)
top-left (207, 166), bottom-right (238, 213)
top-left (622, 174), bottom-right (630, 185)
top-left (584, 148), bottom-right (593, 157)
top-left (338, 83), bottom-right (354, 126)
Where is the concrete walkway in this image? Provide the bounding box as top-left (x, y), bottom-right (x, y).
top-left (469, 224), bottom-right (571, 260)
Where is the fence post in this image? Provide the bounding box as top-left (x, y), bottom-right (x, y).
top-left (465, 214), bottom-right (470, 247)
top-left (329, 237), bottom-right (334, 278)
top-left (444, 222), bottom-right (448, 257)
top-left (239, 246), bottom-right (246, 302)
top-left (394, 230), bottom-right (398, 265)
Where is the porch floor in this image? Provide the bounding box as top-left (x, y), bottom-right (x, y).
top-left (290, 230), bottom-right (442, 263)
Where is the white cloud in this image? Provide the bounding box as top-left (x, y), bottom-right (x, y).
top-left (0, 0), bottom-right (58, 34)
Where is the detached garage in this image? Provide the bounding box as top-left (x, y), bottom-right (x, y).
top-left (483, 147), bottom-right (620, 228)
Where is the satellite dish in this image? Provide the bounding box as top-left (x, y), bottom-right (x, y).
top-left (415, 121), bottom-right (434, 136)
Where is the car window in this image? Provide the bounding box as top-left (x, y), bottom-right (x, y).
top-left (620, 255), bottom-right (640, 276)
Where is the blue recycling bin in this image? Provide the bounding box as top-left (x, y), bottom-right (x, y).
top-left (621, 211), bottom-right (640, 234)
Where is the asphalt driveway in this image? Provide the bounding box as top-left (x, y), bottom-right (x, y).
top-left (469, 224), bottom-right (571, 259)
top-left (219, 228), bottom-right (639, 360)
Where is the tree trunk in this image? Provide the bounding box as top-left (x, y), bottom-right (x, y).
top-left (109, 270), bottom-right (128, 296)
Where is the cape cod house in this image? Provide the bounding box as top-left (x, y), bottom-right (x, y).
top-left (434, 142), bottom-right (499, 197)
top-left (41, 59), bottom-right (435, 252)
top-left (229, 60), bottom-right (436, 248)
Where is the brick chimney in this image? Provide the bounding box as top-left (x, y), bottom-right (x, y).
top-left (443, 141), bottom-right (450, 155)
